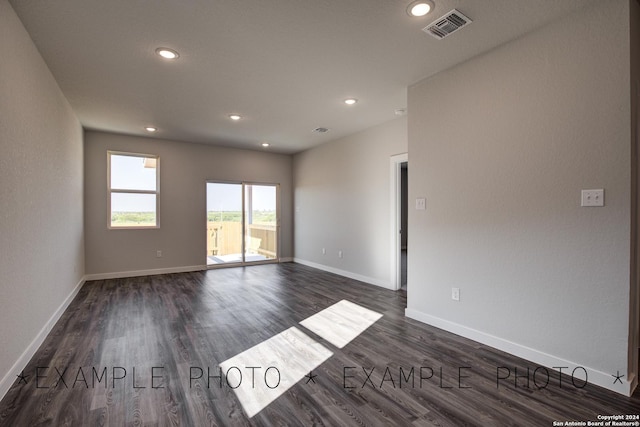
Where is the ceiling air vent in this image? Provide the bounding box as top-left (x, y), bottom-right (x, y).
top-left (423, 9), bottom-right (472, 40)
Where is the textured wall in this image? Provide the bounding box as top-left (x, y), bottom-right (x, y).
top-left (0, 0), bottom-right (84, 393)
top-left (407, 0), bottom-right (631, 392)
top-left (293, 117), bottom-right (407, 287)
top-left (84, 131), bottom-right (293, 275)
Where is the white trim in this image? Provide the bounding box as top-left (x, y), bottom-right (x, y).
top-left (294, 258), bottom-right (393, 290)
top-left (84, 265), bottom-right (206, 281)
top-left (390, 153), bottom-right (408, 291)
top-left (0, 277), bottom-right (85, 401)
top-left (629, 371), bottom-right (638, 396)
top-left (107, 150), bottom-right (160, 230)
top-left (279, 257), bottom-right (294, 263)
top-left (405, 308), bottom-right (633, 396)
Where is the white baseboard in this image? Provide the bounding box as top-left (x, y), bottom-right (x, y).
top-left (629, 371), bottom-right (638, 396)
top-left (279, 257), bottom-right (294, 263)
top-left (0, 276), bottom-right (85, 401)
top-left (293, 258), bottom-right (394, 290)
top-left (84, 265), bottom-right (206, 281)
top-left (405, 308), bottom-right (632, 396)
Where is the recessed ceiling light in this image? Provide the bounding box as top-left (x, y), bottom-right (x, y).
top-left (395, 108), bottom-right (407, 116)
top-left (229, 114), bottom-right (242, 121)
top-left (407, 1), bottom-right (433, 17)
top-left (344, 98), bottom-right (358, 105)
top-left (145, 126), bottom-right (157, 132)
top-left (262, 142), bottom-right (270, 147)
top-left (155, 47), bottom-right (179, 59)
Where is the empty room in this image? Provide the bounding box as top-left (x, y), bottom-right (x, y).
top-left (1, 0), bottom-right (640, 425)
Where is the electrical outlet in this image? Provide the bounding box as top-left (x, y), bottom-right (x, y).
top-left (322, 248), bottom-right (326, 255)
top-left (581, 189), bottom-right (604, 207)
top-left (338, 250), bottom-right (343, 259)
top-left (416, 198), bottom-right (426, 210)
top-left (156, 250), bottom-right (162, 258)
top-left (451, 287), bottom-right (460, 301)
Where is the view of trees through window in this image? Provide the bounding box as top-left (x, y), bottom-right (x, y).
top-left (206, 210), bottom-right (276, 224)
top-left (206, 182), bottom-right (278, 265)
top-left (109, 152), bottom-right (159, 228)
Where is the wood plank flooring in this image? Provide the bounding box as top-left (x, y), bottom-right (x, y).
top-left (0, 263), bottom-right (639, 426)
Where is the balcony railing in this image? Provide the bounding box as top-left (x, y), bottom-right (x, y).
top-left (207, 221), bottom-right (277, 261)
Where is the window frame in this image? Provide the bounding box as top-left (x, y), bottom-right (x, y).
top-left (107, 150), bottom-right (160, 230)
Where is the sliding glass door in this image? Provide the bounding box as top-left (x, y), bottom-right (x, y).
top-left (244, 184), bottom-right (278, 263)
top-left (206, 182), bottom-right (278, 266)
top-left (206, 183), bottom-right (243, 265)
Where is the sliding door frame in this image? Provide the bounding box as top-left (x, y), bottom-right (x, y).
top-left (206, 180), bottom-right (280, 268)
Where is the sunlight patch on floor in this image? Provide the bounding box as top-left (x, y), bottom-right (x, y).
top-left (219, 327), bottom-right (332, 418)
top-left (300, 299), bottom-right (383, 348)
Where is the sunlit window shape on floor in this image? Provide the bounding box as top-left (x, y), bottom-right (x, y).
top-left (299, 299), bottom-right (383, 348)
top-left (219, 326), bottom-right (332, 418)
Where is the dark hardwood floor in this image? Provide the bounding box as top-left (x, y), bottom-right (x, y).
top-left (0, 263), bottom-right (638, 426)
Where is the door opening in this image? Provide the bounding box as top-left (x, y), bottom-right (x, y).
top-left (400, 162), bottom-right (408, 291)
top-left (390, 153), bottom-right (408, 291)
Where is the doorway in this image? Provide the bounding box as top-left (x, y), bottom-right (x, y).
top-left (390, 153), bottom-right (408, 291)
top-left (400, 162), bottom-right (408, 290)
top-left (206, 182), bottom-right (279, 266)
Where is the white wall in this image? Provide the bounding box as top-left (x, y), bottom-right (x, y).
top-left (293, 117), bottom-right (407, 288)
top-left (84, 131), bottom-right (293, 276)
top-left (406, 0), bottom-right (632, 395)
top-left (0, 0), bottom-right (84, 397)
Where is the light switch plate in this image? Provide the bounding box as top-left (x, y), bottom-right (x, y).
top-left (581, 189), bottom-right (604, 207)
top-left (416, 198), bottom-right (426, 210)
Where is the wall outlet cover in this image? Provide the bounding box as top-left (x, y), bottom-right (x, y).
top-left (581, 189), bottom-right (604, 207)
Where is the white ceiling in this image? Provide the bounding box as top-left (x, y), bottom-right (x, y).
top-left (10, 0), bottom-right (591, 154)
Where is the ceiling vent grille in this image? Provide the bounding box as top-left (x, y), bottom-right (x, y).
top-left (423, 9), bottom-right (472, 40)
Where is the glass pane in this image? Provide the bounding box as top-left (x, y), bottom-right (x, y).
top-left (111, 193), bottom-right (157, 227)
top-left (110, 154), bottom-right (157, 191)
top-left (206, 183), bottom-right (243, 264)
top-left (245, 185), bottom-right (277, 261)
